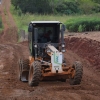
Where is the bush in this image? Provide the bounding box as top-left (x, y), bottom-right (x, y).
top-left (56, 1), bottom-right (80, 15)
top-left (65, 17), bottom-right (100, 32)
top-left (95, 24), bottom-right (100, 31)
top-left (78, 25), bottom-right (83, 32)
top-left (11, 0), bottom-right (100, 15)
top-left (78, 24), bottom-right (86, 32)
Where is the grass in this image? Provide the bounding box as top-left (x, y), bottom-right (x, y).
top-left (10, 5), bottom-right (69, 32)
top-left (10, 4), bottom-right (100, 32)
top-left (65, 14), bottom-right (100, 32)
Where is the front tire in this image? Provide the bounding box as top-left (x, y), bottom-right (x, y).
top-left (28, 61), bottom-right (41, 86)
top-left (70, 61), bottom-right (83, 85)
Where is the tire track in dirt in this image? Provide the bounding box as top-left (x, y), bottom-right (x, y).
top-left (0, 41), bottom-right (100, 100)
top-left (0, 0), bottom-right (17, 43)
top-left (5, 0), bottom-right (16, 27)
top-left (0, 2), bottom-right (8, 30)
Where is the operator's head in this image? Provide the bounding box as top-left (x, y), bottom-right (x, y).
top-left (47, 30), bottom-right (52, 35)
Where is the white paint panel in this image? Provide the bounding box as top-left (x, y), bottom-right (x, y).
top-left (51, 52), bottom-right (63, 73)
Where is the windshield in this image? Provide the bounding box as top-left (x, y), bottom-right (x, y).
top-left (32, 23), bottom-right (60, 43)
top-left (38, 26), bottom-right (54, 43)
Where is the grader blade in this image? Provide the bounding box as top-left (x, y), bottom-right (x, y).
top-left (21, 71), bottom-right (29, 82)
top-left (18, 59), bottom-right (29, 82)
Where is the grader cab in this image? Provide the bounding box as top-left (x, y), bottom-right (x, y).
top-left (18, 21), bottom-right (83, 86)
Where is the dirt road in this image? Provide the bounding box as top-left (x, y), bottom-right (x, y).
top-left (0, 0), bottom-right (100, 100)
top-left (0, 0), bottom-right (17, 44)
top-left (0, 42), bottom-right (100, 100)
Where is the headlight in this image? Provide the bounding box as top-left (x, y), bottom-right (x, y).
top-left (34, 44), bottom-right (37, 48)
top-left (62, 49), bottom-right (66, 53)
top-left (62, 44), bottom-right (65, 47)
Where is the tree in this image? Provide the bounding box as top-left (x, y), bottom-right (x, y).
top-left (92, 0), bottom-right (100, 4)
top-left (11, 0), bottom-right (100, 14)
top-left (11, 0), bottom-right (52, 14)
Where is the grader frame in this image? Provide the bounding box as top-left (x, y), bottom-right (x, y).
top-left (18, 21), bottom-right (83, 86)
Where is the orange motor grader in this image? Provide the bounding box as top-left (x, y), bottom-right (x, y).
top-left (18, 21), bottom-right (83, 86)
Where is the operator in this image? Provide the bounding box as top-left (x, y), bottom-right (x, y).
top-left (43, 30), bottom-right (52, 41)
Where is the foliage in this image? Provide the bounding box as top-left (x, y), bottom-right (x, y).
top-left (11, 4), bottom-right (100, 32)
top-left (10, 5), bottom-right (68, 31)
top-left (78, 25), bottom-right (83, 32)
top-left (11, 0), bottom-right (100, 15)
top-left (65, 16), bottom-right (100, 32)
top-left (78, 0), bottom-right (100, 14)
top-left (11, 0), bottom-right (52, 14)
top-left (95, 24), bottom-right (100, 30)
top-left (55, 1), bottom-right (80, 15)
top-left (92, 0), bottom-right (100, 3)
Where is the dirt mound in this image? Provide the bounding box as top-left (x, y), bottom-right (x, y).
top-left (65, 37), bottom-right (100, 71)
top-left (67, 31), bottom-right (100, 42)
top-left (0, 27), bottom-right (18, 44)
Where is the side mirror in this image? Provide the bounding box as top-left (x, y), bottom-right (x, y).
top-left (28, 24), bottom-right (33, 32)
top-left (61, 24), bottom-right (66, 31)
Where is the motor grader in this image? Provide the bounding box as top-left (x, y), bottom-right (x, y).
top-left (18, 21), bottom-right (83, 86)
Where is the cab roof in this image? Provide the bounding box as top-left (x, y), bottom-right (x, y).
top-left (31, 21), bottom-right (61, 24)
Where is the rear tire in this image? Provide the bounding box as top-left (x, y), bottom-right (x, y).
top-left (28, 61), bottom-right (41, 86)
top-left (69, 61), bottom-right (83, 85)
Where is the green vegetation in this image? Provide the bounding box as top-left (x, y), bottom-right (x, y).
top-left (11, 5), bottom-right (100, 32)
top-left (11, 0), bottom-right (100, 15)
top-left (65, 15), bottom-right (100, 32)
top-left (11, 0), bottom-right (100, 32)
top-left (10, 5), bottom-right (69, 32)
top-left (0, 17), bottom-right (3, 32)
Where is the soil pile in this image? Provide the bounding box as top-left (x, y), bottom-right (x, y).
top-left (65, 37), bottom-right (100, 71)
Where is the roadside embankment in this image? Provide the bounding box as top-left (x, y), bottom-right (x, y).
top-left (65, 37), bottom-right (100, 70)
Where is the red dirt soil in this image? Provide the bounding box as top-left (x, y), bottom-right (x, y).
top-left (65, 36), bottom-right (100, 70)
top-left (0, 0), bottom-right (17, 44)
top-left (0, 0), bottom-right (100, 100)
